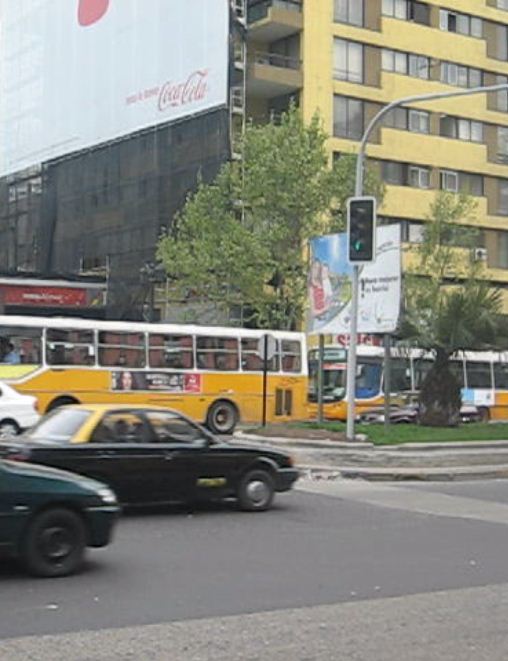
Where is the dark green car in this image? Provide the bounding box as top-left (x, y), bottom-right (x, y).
top-left (0, 459), bottom-right (119, 577)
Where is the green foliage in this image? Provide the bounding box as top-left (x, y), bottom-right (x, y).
top-left (402, 191), bottom-right (501, 355)
top-left (157, 107), bottom-right (383, 329)
top-left (290, 421), bottom-right (508, 444)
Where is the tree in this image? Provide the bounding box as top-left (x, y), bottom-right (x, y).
top-left (401, 191), bottom-right (502, 426)
top-left (157, 107), bottom-right (383, 329)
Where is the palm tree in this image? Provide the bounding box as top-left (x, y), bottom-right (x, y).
top-left (401, 192), bottom-right (503, 426)
top-left (402, 283), bottom-right (501, 426)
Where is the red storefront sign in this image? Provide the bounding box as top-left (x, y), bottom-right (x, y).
top-left (2, 286), bottom-right (88, 308)
top-left (336, 334), bottom-right (383, 347)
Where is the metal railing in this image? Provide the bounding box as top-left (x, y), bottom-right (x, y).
top-left (252, 50), bottom-right (301, 70)
top-left (248, 0), bottom-right (302, 24)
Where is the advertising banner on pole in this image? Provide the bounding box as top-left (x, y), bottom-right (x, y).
top-left (307, 224), bottom-right (401, 334)
top-left (0, 0), bottom-right (229, 177)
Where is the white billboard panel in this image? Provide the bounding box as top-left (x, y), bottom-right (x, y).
top-left (0, 0), bottom-right (229, 177)
top-left (308, 225), bottom-right (402, 334)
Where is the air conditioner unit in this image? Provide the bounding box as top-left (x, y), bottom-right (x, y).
top-left (473, 248), bottom-right (488, 262)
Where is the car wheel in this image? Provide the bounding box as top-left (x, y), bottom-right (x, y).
top-left (0, 420), bottom-right (20, 440)
top-left (21, 508), bottom-right (87, 578)
top-left (237, 469), bottom-right (275, 512)
top-left (206, 400), bottom-right (238, 435)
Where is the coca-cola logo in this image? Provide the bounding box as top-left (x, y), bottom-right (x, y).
top-left (78, 0), bottom-right (110, 27)
top-left (158, 70), bottom-right (209, 112)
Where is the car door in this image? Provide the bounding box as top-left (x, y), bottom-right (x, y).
top-left (0, 463), bottom-right (22, 547)
top-left (84, 410), bottom-right (164, 504)
top-left (142, 410), bottom-right (214, 502)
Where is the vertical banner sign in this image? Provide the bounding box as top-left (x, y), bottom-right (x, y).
top-left (307, 225), bottom-right (402, 334)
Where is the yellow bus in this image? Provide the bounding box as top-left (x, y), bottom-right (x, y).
top-left (0, 316), bottom-right (308, 434)
top-left (308, 344), bottom-right (508, 422)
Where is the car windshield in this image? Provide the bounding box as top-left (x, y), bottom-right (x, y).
top-left (23, 408), bottom-right (91, 444)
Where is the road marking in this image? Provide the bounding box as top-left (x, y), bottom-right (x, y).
top-left (297, 478), bottom-right (508, 526)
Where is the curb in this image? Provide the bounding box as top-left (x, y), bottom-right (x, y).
top-left (234, 431), bottom-right (373, 450)
top-left (297, 463), bottom-right (508, 482)
top-left (235, 431), bottom-right (508, 452)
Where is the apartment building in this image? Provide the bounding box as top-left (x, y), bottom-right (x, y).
top-left (246, 0), bottom-right (508, 311)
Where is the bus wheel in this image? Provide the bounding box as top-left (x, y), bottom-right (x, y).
top-left (46, 396), bottom-right (79, 413)
top-left (477, 406), bottom-right (490, 423)
top-left (206, 400), bottom-right (238, 435)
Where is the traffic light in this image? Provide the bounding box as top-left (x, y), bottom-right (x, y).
top-left (347, 196), bottom-right (376, 263)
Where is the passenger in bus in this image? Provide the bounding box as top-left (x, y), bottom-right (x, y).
top-left (1, 342), bottom-right (21, 364)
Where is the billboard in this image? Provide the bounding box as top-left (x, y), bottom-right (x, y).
top-left (308, 225), bottom-right (401, 334)
top-left (0, 0), bottom-right (229, 177)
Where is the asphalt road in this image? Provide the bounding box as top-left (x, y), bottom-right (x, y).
top-left (3, 478), bottom-right (508, 659)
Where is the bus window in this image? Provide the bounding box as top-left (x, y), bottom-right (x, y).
top-left (355, 361), bottom-right (382, 399)
top-left (494, 362), bottom-right (508, 389)
top-left (449, 359), bottom-right (466, 388)
top-left (46, 329), bottom-right (95, 366)
top-left (466, 361), bottom-right (492, 388)
top-left (413, 358), bottom-right (432, 389)
top-left (98, 331), bottom-right (146, 368)
top-left (308, 365), bottom-right (346, 402)
top-left (390, 358), bottom-right (411, 393)
top-left (196, 336), bottom-right (239, 371)
top-left (241, 338), bottom-right (278, 372)
top-left (0, 327), bottom-right (42, 364)
top-left (149, 334), bottom-right (193, 369)
top-left (281, 340), bottom-right (301, 373)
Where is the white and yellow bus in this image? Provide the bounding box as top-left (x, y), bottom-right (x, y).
top-left (0, 316), bottom-right (308, 433)
top-left (308, 344), bottom-right (508, 422)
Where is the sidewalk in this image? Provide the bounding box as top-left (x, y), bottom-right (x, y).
top-left (234, 430), bottom-right (508, 482)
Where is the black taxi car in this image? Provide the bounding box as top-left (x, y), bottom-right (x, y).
top-left (0, 405), bottom-right (299, 511)
top-left (0, 458), bottom-right (119, 577)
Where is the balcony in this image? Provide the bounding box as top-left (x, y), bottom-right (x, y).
top-left (247, 50), bottom-right (303, 98)
top-left (247, 0), bottom-right (303, 41)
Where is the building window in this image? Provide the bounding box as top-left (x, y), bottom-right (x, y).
top-left (497, 232), bottom-right (508, 268)
top-left (460, 173), bottom-right (483, 197)
top-left (384, 108), bottom-right (429, 133)
top-left (440, 170), bottom-right (459, 192)
top-left (409, 166), bottom-right (430, 189)
top-left (382, 49), bottom-right (429, 79)
top-left (439, 116), bottom-right (483, 143)
top-left (498, 25), bottom-right (508, 61)
top-left (382, 0), bottom-right (429, 24)
top-left (334, 0), bottom-right (363, 26)
top-left (498, 0), bottom-right (508, 10)
top-left (439, 10), bottom-right (482, 38)
top-left (381, 161), bottom-right (430, 188)
top-left (497, 75), bottom-right (508, 112)
top-left (440, 62), bottom-right (483, 88)
top-left (333, 39), bottom-right (363, 83)
top-left (409, 109), bottom-right (430, 133)
top-left (440, 171), bottom-right (483, 196)
top-left (498, 127), bottom-right (508, 161)
top-left (333, 95), bottom-right (364, 140)
top-left (499, 180), bottom-right (508, 215)
top-left (378, 216), bottom-right (425, 243)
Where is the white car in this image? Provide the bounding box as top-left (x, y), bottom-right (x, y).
top-left (0, 382), bottom-right (40, 439)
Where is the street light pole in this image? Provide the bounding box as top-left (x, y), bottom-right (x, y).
top-left (345, 83), bottom-right (508, 441)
